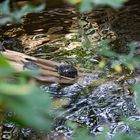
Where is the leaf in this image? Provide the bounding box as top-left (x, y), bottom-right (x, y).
top-left (0, 83), bottom-right (35, 95)
top-left (0, 55), bottom-right (11, 67)
top-left (68, 0), bottom-right (81, 4)
top-left (76, 0), bottom-right (128, 12)
top-left (0, 2), bottom-right (45, 24)
top-left (132, 56), bottom-right (140, 67)
top-left (133, 84), bottom-right (140, 107)
top-left (0, 16), bottom-right (12, 25)
top-left (0, 56), bottom-right (16, 76)
top-left (0, 85), bottom-right (53, 130)
top-left (113, 133), bottom-right (138, 140)
top-left (98, 59), bottom-right (106, 68)
top-left (113, 64), bottom-right (122, 73)
top-left (73, 127), bottom-right (93, 140)
top-left (97, 41), bottom-right (117, 57)
top-left (80, 0), bottom-right (93, 12)
top-left (0, 0), bottom-right (10, 14)
top-left (93, 0), bottom-right (127, 8)
top-left (66, 120), bottom-right (77, 130)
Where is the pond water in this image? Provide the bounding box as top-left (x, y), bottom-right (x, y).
top-left (0, 6), bottom-right (140, 139)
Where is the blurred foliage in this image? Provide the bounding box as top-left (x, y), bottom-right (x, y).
top-left (97, 41), bottom-right (140, 72)
top-left (73, 127), bottom-right (95, 140)
top-left (0, 55), bottom-right (53, 130)
top-left (67, 0), bottom-right (128, 12)
top-left (133, 84), bottom-right (140, 107)
top-left (112, 134), bottom-right (139, 140)
top-left (0, 0), bottom-right (45, 25)
top-left (56, 40), bottom-right (140, 73)
top-left (1, 0), bottom-right (140, 139)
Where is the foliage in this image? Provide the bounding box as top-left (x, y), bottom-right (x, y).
top-left (73, 127), bottom-right (94, 140)
top-left (0, 0), bottom-right (140, 139)
top-left (97, 41), bottom-right (140, 72)
top-left (0, 0), bottom-right (45, 25)
top-left (64, 0), bottom-right (140, 139)
top-left (71, 122), bottom-right (140, 140)
top-left (67, 0), bottom-right (128, 12)
top-left (133, 84), bottom-right (140, 107)
top-left (0, 55), bottom-right (53, 130)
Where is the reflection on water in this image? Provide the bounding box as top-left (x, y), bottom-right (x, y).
top-left (0, 6), bottom-right (140, 139)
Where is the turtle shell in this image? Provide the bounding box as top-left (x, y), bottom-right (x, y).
top-left (57, 64), bottom-right (78, 78)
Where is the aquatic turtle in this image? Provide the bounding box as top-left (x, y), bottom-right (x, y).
top-left (56, 64), bottom-right (78, 78)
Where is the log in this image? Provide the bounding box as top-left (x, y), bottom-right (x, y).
top-left (1, 49), bottom-right (78, 84)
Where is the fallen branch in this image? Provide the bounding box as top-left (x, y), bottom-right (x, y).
top-left (1, 49), bottom-right (78, 84)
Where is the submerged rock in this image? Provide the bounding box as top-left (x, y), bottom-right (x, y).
top-left (1, 72), bottom-right (140, 139)
top-left (40, 72), bottom-right (140, 138)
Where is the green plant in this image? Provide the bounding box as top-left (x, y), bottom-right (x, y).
top-left (68, 0), bottom-right (128, 12)
top-left (97, 41), bottom-right (140, 72)
top-left (0, 55), bottom-right (53, 130)
top-left (1, 0), bottom-right (140, 139)
top-left (0, 0), bottom-right (45, 25)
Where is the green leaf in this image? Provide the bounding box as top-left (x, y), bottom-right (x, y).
top-left (0, 0), bottom-right (10, 14)
top-left (132, 56), bottom-right (140, 67)
top-left (0, 56), bottom-right (16, 76)
top-left (0, 55), bottom-right (11, 67)
top-left (73, 127), bottom-right (93, 140)
top-left (13, 4), bottom-right (45, 22)
top-left (133, 84), bottom-right (140, 107)
top-left (0, 16), bottom-right (12, 25)
top-left (80, 0), bottom-right (93, 12)
top-left (0, 83), bottom-right (35, 95)
top-left (113, 133), bottom-right (138, 140)
top-left (0, 2), bottom-right (45, 25)
top-left (66, 120), bottom-right (77, 130)
top-left (93, 0), bottom-right (127, 8)
top-left (97, 41), bottom-right (117, 57)
top-left (0, 85), bottom-right (53, 130)
top-left (79, 0), bottom-right (128, 12)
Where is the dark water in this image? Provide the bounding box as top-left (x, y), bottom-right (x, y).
top-left (0, 6), bottom-right (140, 139)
